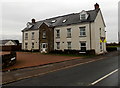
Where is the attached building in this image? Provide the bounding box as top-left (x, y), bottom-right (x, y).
top-left (22, 3), bottom-right (107, 54)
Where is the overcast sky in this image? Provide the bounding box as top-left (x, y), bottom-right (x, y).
top-left (1, 0), bottom-right (119, 43)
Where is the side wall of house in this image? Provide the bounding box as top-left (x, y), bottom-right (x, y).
top-left (22, 30), bottom-right (39, 50)
top-left (93, 10), bottom-right (106, 54)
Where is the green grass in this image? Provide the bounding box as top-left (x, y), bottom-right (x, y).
top-left (107, 46), bottom-right (120, 48)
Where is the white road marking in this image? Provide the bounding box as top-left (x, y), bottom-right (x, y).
top-left (91, 69), bottom-right (118, 85)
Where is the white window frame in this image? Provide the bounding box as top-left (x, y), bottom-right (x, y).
top-left (31, 32), bottom-right (34, 40)
top-left (43, 31), bottom-right (46, 38)
top-left (25, 33), bottom-right (28, 40)
top-left (67, 42), bottom-right (71, 49)
top-left (100, 42), bottom-right (102, 51)
top-left (56, 42), bottom-right (60, 49)
top-left (25, 43), bottom-right (28, 49)
top-left (41, 43), bottom-right (47, 48)
top-left (56, 30), bottom-right (60, 38)
top-left (32, 42), bottom-right (34, 49)
top-left (80, 27), bottom-right (86, 36)
top-left (81, 14), bottom-right (86, 20)
top-left (67, 28), bottom-right (71, 38)
top-left (80, 42), bottom-right (86, 52)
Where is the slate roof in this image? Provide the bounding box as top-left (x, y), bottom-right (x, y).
top-left (22, 9), bottom-right (99, 32)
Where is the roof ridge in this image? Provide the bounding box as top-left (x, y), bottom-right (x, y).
top-left (45, 13), bottom-right (77, 20)
top-left (31, 9), bottom-right (96, 23)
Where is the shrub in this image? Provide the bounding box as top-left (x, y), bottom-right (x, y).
top-left (86, 50), bottom-right (95, 55)
top-left (106, 47), bottom-right (117, 52)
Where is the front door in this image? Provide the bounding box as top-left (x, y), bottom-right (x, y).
top-left (41, 43), bottom-right (47, 53)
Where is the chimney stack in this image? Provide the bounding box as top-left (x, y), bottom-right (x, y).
top-left (31, 18), bottom-right (35, 23)
top-left (94, 3), bottom-right (99, 10)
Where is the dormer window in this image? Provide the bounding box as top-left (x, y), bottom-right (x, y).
top-left (27, 22), bottom-right (32, 28)
top-left (81, 14), bottom-right (86, 20)
top-left (62, 19), bottom-right (67, 23)
top-left (80, 10), bottom-right (89, 21)
top-left (51, 20), bottom-right (56, 23)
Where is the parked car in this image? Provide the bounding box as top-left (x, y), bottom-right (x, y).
top-left (2, 52), bottom-right (16, 69)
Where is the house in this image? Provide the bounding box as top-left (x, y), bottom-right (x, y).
top-left (0, 40), bottom-right (21, 51)
top-left (0, 40), bottom-right (19, 46)
top-left (22, 3), bottom-right (107, 54)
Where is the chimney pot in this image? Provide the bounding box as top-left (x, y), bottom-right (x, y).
top-left (94, 3), bottom-right (99, 10)
top-left (32, 18), bottom-right (35, 23)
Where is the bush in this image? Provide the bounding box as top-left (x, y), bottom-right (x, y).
top-left (49, 50), bottom-right (64, 54)
top-left (106, 47), bottom-right (117, 52)
top-left (49, 49), bottom-right (96, 55)
top-left (86, 50), bottom-right (95, 55)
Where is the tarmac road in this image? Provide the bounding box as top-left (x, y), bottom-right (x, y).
top-left (3, 51), bottom-right (119, 86)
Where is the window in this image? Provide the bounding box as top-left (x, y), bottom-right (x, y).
top-left (80, 42), bottom-right (86, 52)
top-left (81, 14), bottom-right (86, 20)
top-left (43, 44), bottom-right (46, 48)
top-left (80, 27), bottom-right (86, 36)
top-left (62, 19), bottom-right (67, 23)
top-left (25, 43), bottom-right (28, 49)
top-left (25, 33), bottom-right (28, 40)
top-left (56, 30), bottom-right (60, 38)
top-left (41, 43), bottom-right (47, 48)
top-left (51, 20), bottom-right (56, 23)
top-left (67, 42), bottom-right (71, 49)
top-left (56, 42), bottom-right (60, 49)
top-left (67, 28), bottom-right (71, 38)
top-left (100, 28), bottom-right (101, 36)
top-left (43, 31), bottom-right (46, 38)
top-left (32, 42), bottom-right (34, 49)
top-left (100, 43), bottom-right (102, 51)
top-left (31, 32), bottom-right (34, 40)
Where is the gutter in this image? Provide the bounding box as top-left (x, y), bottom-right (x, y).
top-left (89, 22), bottom-right (92, 50)
top-left (39, 28), bottom-right (40, 51)
top-left (22, 31), bottom-right (24, 50)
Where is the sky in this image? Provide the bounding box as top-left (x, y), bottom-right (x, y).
top-left (1, 0), bottom-right (119, 43)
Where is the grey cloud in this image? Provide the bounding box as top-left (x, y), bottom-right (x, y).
top-left (1, 0), bottom-right (119, 43)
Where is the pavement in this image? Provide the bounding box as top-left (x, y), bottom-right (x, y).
top-left (2, 51), bottom-right (119, 86)
top-left (3, 51), bottom-right (119, 86)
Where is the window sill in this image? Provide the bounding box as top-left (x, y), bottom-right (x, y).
top-left (56, 37), bottom-right (60, 39)
top-left (42, 38), bottom-right (46, 39)
top-left (66, 37), bottom-right (71, 38)
top-left (79, 36), bottom-right (86, 37)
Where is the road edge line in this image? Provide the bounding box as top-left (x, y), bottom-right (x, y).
top-left (90, 69), bottom-right (118, 86)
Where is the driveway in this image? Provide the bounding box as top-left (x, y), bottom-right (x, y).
top-left (3, 52), bottom-right (82, 71)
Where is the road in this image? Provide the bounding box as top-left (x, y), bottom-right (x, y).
top-left (3, 51), bottom-right (119, 86)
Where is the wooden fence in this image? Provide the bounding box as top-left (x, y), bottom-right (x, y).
top-left (0, 45), bottom-right (21, 51)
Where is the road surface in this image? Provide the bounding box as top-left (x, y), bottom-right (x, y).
top-left (3, 51), bottom-right (119, 86)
